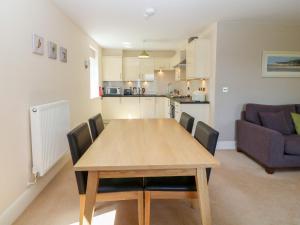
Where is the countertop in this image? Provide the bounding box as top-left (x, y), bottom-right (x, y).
top-left (102, 94), bottom-right (210, 104)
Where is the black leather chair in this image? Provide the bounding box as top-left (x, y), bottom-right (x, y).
top-left (144, 121), bottom-right (219, 225)
top-left (67, 123), bottom-right (144, 225)
top-left (88, 113), bottom-right (104, 141)
top-left (194, 121), bottom-right (219, 181)
top-left (179, 112), bottom-right (194, 133)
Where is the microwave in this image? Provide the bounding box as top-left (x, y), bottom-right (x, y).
top-left (105, 87), bottom-right (121, 95)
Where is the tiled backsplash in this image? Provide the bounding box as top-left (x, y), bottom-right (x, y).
top-left (103, 70), bottom-right (208, 97)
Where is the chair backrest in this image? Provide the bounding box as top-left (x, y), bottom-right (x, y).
top-left (67, 123), bottom-right (92, 194)
top-left (179, 112), bottom-right (194, 133)
top-left (88, 113), bottom-right (105, 141)
top-left (194, 121), bottom-right (219, 182)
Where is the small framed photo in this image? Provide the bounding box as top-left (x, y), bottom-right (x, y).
top-left (262, 51), bottom-right (300, 78)
top-left (59, 47), bottom-right (67, 63)
top-left (32, 34), bottom-right (44, 55)
top-left (48, 41), bottom-right (57, 59)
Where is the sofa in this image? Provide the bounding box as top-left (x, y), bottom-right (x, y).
top-left (236, 104), bottom-right (300, 174)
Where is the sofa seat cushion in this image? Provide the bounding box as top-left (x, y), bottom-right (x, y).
top-left (284, 135), bottom-right (300, 155)
top-left (259, 111), bottom-right (293, 135)
top-left (245, 104), bottom-right (296, 133)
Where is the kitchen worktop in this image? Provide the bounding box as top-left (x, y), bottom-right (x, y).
top-left (102, 94), bottom-right (209, 104)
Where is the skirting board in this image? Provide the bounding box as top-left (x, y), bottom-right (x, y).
top-left (0, 153), bottom-right (70, 225)
top-left (216, 141), bottom-right (236, 150)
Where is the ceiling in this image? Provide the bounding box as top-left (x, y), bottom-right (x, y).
top-left (52, 0), bottom-right (300, 50)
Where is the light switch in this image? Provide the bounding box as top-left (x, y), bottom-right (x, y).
top-left (222, 87), bottom-right (229, 93)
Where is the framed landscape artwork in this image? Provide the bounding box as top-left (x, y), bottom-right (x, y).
top-left (262, 51), bottom-right (300, 77)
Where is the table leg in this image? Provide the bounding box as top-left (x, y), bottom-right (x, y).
top-left (81, 171), bottom-right (99, 225)
top-left (195, 168), bottom-right (212, 225)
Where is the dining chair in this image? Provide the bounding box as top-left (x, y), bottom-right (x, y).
top-left (88, 113), bottom-right (105, 141)
top-left (67, 123), bottom-right (144, 225)
top-left (179, 112), bottom-right (195, 133)
top-left (144, 121), bottom-right (219, 225)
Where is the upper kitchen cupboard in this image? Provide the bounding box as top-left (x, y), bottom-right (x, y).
top-left (102, 56), bottom-right (123, 81)
top-left (123, 57), bottom-right (155, 81)
top-left (186, 39), bottom-right (210, 79)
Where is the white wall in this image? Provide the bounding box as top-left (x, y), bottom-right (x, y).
top-left (0, 0), bottom-right (101, 223)
top-left (214, 22), bottom-right (300, 141)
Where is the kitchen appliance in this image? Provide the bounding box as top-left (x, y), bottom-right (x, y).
top-left (105, 87), bottom-right (121, 95)
top-left (192, 89), bottom-right (206, 101)
top-left (170, 99), bottom-right (175, 119)
top-left (124, 89), bottom-right (132, 95)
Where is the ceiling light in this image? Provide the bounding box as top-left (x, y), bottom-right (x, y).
top-left (122, 42), bottom-right (132, 48)
top-left (138, 50), bottom-right (150, 58)
top-left (144, 8), bottom-right (156, 19)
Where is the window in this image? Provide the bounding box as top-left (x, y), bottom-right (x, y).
top-left (89, 47), bottom-right (99, 99)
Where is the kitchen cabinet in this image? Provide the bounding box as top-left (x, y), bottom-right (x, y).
top-left (154, 58), bottom-right (171, 70)
top-left (140, 97), bottom-right (155, 118)
top-left (174, 102), bottom-right (210, 135)
top-left (186, 39), bottom-right (210, 79)
top-left (155, 97), bottom-right (165, 118)
top-left (164, 97), bottom-right (171, 118)
top-left (123, 57), bottom-right (140, 81)
top-left (102, 56), bottom-right (123, 81)
top-left (123, 57), bottom-right (154, 81)
top-left (102, 97), bottom-right (122, 120)
top-left (120, 97), bottom-right (140, 119)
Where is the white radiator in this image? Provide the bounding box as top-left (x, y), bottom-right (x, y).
top-left (30, 100), bottom-right (70, 176)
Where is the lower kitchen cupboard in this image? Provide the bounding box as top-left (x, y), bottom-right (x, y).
top-left (102, 97), bottom-right (122, 120)
top-left (175, 103), bottom-right (210, 134)
top-left (120, 97), bottom-right (140, 119)
top-left (155, 97), bottom-right (165, 118)
top-left (140, 97), bottom-right (155, 118)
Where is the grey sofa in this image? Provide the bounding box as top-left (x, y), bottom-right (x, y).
top-left (236, 104), bottom-right (300, 174)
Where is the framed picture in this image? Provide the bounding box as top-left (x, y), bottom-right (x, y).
top-left (48, 41), bottom-right (57, 59)
top-left (59, 47), bottom-right (67, 63)
top-left (32, 34), bottom-right (44, 55)
top-left (262, 51), bottom-right (300, 77)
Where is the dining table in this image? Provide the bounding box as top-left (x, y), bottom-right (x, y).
top-left (74, 118), bottom-right (220, 225)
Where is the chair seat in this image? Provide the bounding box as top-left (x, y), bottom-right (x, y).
top-left (144, 176), bottom-right (196, 192)
top-left (98, 178), bottom-right (144, 193)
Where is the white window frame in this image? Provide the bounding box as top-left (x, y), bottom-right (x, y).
top-left (89, 46), bottom-right (99, 99)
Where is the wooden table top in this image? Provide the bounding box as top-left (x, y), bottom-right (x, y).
top-left (74, 119), bottom-right (220, 171)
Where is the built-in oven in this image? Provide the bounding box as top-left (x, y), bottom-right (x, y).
top-left (105, 87), bottom-right (121, 95)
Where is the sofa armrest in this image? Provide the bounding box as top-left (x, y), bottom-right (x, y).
top-left (236, 120), bottom-right (285, 167)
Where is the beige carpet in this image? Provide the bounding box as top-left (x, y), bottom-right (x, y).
top-left (13, 151), bottom-right (300, 225)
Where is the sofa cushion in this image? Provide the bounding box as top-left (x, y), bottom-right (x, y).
top-left (259, 111), bottom-right (292, 135)
top-left (291, 113), bottom-right (300, 135)
top-left (284, 135), bottom-right (300, 155)
top-left (296, 105), bottom-right (300, 114)
top-left (245, 104), bottom-right (296, 133)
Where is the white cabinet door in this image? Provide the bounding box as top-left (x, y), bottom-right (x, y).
top-left (102, 97), bottom-right (122, 120)
top-left (140, 97), bottom-right (155, 118)
top-left (102, 56), bottom-right (123, 81)
top-left (174, 102), bottom-right (181, 122)
top-left (154, 58), bottom-right (171, 70)
top-left (164, 97), bottom-right (171, 118)
top-left (123, 57), bottom-right (140, 81)
top-left (155, 97), bottom-right (165, 118)
top-left (120, 97), bottom-right (140, 119)
top-left (186, 39), bottom-right (210, 79)
top-left (140, 58), bottom-right (154, 80)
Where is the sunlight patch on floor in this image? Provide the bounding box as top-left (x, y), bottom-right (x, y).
top-left (69, 209), bottom-right (116, 225)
